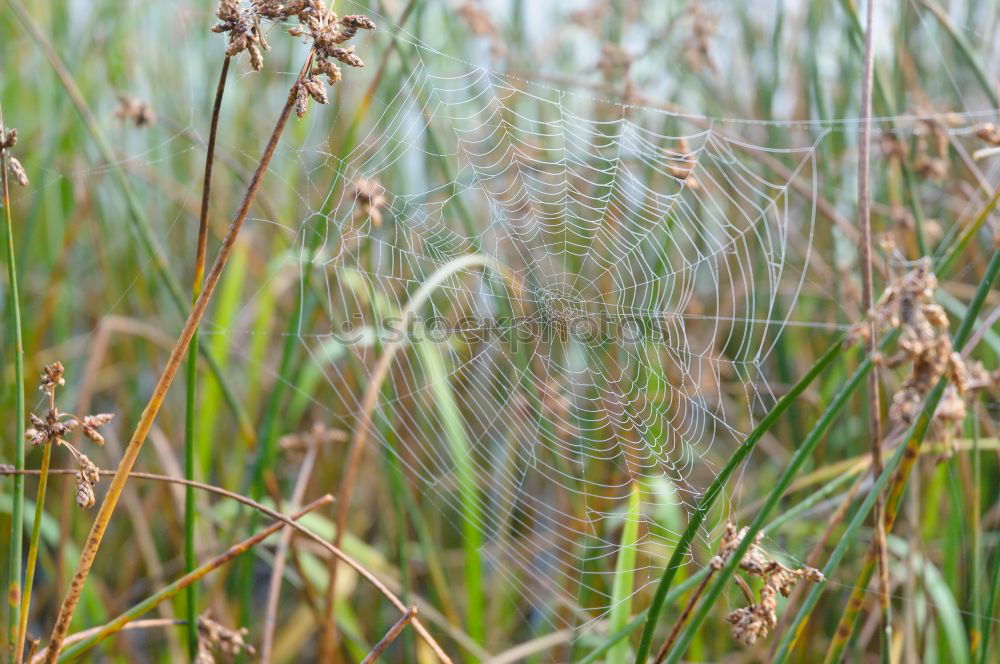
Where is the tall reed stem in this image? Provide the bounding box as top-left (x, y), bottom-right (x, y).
top-left (14, 436), bottom-right (51, 664)
top-left (1, 104), bottom-right (26, 660)
top-left (41, 58), bottom-right (309, 663)
top-left (856, 0), bottom-right (891, 658)
top-left (184, 53), bottom-right (231, 659)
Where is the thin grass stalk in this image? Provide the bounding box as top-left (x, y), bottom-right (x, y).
top-left (183, 53), bottom-right (231, 659)
top-left (837, 0), bottom-right (932, 256)
top-left (654, 567), bottom-right (715, 662)
top-left (0, 104), bottom-right (26, 659)
top-left (632, 337), bottom-right (845, 663)
top-left (8, 0), bottom-right (256, 447)
top-left (982, 473), bottom-right (1000, 664)
top-left (0, 468), bottom-right (313, 529)
top-left (970, 407), bottom-right (983, 661)
top-left (608, 483), bottom-right (641, 663)
top-left (40, 59), bottom-right (309, 662)
top-left (855, 0), bottom-right (891, 657)
top-left (771, 411), bottom-right (917, 664)
top-left (767, 468), bottom-right (869, 658)
top-left (14, 443), bottom-right (51, 664)
top-left (28, 620), bottom-right (182, 664)
top-left (359, 606), bottom-right (418, 664)
top-left (56, 496), bottom-right (332, 661)
top-left (260, 437), bottom-right (320, 662)
top-left (821, 247), bottom-right (1000, 663)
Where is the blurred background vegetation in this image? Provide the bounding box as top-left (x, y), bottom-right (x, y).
top-left (2, 0), bottom-right (1000, 662)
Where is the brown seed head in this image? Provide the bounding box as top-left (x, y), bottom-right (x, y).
top-left (974, 122), bottom-right (1000, 146)
top-left (75, 472), bottom-right (96, 509)
top-left (7, 156), bottom-right (28, 188)
top-left (196, 613), bottom-right (255, 661)
top-left (339, 14), bottom-right (375, 30)
top-left (1, 128), bottom-right (17, 149)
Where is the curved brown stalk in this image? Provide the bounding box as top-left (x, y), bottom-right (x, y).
top-left (654, 567), bottom-right (716, 662)
top-left (2, 465), bottom-right (454, 661)
top-left (323, 255), bottom-right (505, 659)
top-left (38, 43), bottom-right (311, 660)
top-left (57, 497), bottom-right (333, 662)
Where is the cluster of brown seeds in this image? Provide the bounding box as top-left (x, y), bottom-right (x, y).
top-left (213, 0), bottom-right (272, 71)
top-left (114, 94), bottom-right (156, 128)
top-left (350, 177), bottom-right (387, 228)
top-left (913, 116), bottom-right (953, 180)
top-left (711, 523), bottom-right (824, 647)
top-left (289, 3), bottom-right (375, 117)
top-left (664, 138), bottom-right (700, 189)
top-left (848, 259), bottom-right (996, 434)
top-left (24, 362), bottom-right (115, 509)
top-left (974, 122), bottom-right (1000, 147)
top-left (1, 127), bottom-right (28, 188)
top-left (194, 612), bottom-right (255, 664)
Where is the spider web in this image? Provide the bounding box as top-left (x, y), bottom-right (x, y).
top-left (286, 36), bottom-right (826, 633)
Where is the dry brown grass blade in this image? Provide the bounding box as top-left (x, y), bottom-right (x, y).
top-left (28, 620), bottom-right (182, 664)
top-left (2, 466), bottom-right (455, 662)
top-left (48, 496), bottom-right (333, 662)
top-left (260, 437), bottom-right (321, 662)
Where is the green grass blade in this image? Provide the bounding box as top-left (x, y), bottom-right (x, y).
top-left (608, 482), bottom-right (641, 663)
top-left (632, 335), bottom-right (845, 662)
top-left (2, 134), bottom-right (26, 655)
top-left (416, 338), bottom-right (484, 648)
top-left (662, 346), bottom-right (875, 664)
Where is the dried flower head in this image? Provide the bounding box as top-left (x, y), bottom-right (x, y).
top-left (350, 177), bottom-right (386, 227)
top-left (681, 4), bottom-right (718, 75)
top-left (24, 362), bottom-right (115, 508)
top-left (1, 128), bottom-right (16, 149)
top-left (195, 613), bottom-right (255, 663)
top-left (40, 361), bottom-right (66, 397)
top-left (913, 116), bottom-right (950, 180)
top-left (75, 472), bottom-right (96, 509)
top-left (7, 157), bottom-right (28, 188)
top-left (288, 2), bottom-right (375, 117)
top-left (114, 94), bottom-right (157, 128)
top-left (1, 125), bottom-right (29, 188)
top-left (665, 137), bottom-right (700, 189)
top-left (848, 259), bottom-right (984, 434)
top-left (711, 522), bottom-right (824, 647)
top-left (974, 122), bottom-right (1000, 147)
top-left (213, 0), bottom-right (274, 71)
top-left (82, 413), bottom-right (115, 446)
